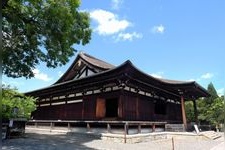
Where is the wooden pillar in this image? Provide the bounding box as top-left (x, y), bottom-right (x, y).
top-left (38, 99), bottom-right (41, 107)
top-left (181, 96), bottom-right (187, 130)
top-left (118, 98), bottom-right (123, 118)
top-left (107, 123), bottom-right (111, 133)
top-left (50, 96), bottom-right (52, 106)
top-left (124, 122), bottom-right (128, 143)
top-left (82, 100), bottom-right (85, 120)
top-left (50, 122), bottom-right (54, 132)
top-left (68, 123), bottom-right (71, 130)
top-left (120, 89), bottom-right (125, 119)
top-left (65, 94), bottom-right (68, 104)
top-left (192, 100), bottom-right (199, 125)
top-left (65, 95), bottom-right (68, 119)
top-left (138, 124), bottom-right (141, 133)
top-left (136, 95), bottom-right (139, 120)
top-left (152, 123), bottom-right (155, 132)
top-left (87, 123), bottom-right (91, 132)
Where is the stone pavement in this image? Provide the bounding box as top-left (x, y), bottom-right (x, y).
top-left (210, 141), bottom-right (224, 150)
top-left (2, 129), bottom-right (224, 150)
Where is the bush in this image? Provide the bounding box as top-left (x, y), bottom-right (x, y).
top-left (2, 84), bottom-right (36, 119)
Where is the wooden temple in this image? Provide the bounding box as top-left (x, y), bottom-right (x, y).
top-left (25, 52), bottom-right (209, 129)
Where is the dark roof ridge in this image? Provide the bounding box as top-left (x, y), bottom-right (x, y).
top-left (54, 51), bottom-right (115, 84)
top-left (25, 60), bottom-right (131, 94)
top-left (126, 61), bottom-right (193, 85)
top-left (79, 51), bottom-right (115, 69)
top-left (124, 61), bottom-right (209, 97)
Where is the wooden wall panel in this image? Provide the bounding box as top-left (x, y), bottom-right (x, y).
top-left (123, 93), bottom-right (137, 120)
top-left (65, 103), bottom-right (83, 120)
top-left (34, 102), bottom-right (83, 120)
top-left (120, 91), bottom-right (182, 123)
top-left (33, 89), bottom-right (182, 123)
top-left (138, 97), bottom-right (154, 121)
top-left (165, 103), bottom-right (182, 123)
top-left (83, 96), bottom-right (97, 120)
top-left (121, 92), bottom-right (155, 121)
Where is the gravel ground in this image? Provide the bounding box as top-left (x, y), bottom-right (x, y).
top-left (2, 129), bottom-right (224, 150)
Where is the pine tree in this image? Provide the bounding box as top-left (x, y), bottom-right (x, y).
top-left (205, 82), bottom-right (218, 105)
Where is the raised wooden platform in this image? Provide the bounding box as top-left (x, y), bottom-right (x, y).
top-left (27, 120), bottom-right (167, 134)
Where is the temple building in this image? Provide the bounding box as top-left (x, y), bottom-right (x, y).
top-left (25, 52), bottom-right (209, 129)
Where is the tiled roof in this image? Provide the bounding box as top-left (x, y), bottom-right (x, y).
top-left (158, 78), bottom-right (192, 84)
top-left (79, 52), bottom-right (115, 69)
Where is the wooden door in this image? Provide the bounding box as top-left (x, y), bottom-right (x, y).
top-left (96, 98), bottom-right (106, 118)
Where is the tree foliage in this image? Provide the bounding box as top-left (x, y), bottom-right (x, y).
top-left (197, 83), bottom-right (224, 126)
top-left (205, 97), bottom-right (224, 126)
top-left (185, 82), bottom-right (224, 127)
top-left (185, 101), bottom-right (195, 122)
top-left (2, 84), bottom-right (36, 119)
top-left (3, 0), bottom-right (92, 78)
top-left (205, 82), bottom-right (218, 105)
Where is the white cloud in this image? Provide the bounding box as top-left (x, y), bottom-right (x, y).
top-left (150, 72), bottom-right (164, 78)
top-left (200, 73), bottom-right (214, 79)
top-left (111, 0), bottom-right (123, 10)
top-left (151, 24), bottom-right (165, 34)
top-left (186, 72), bottom-right (214, 82)
top-left (32, 69), bottom-right (52, 82)
top-left (116, 32), bottom-right (143, 41)
top-left (188, 79), bottom-right (195, 81)
top-left (90, 9), bottom-right (131, 35)
top-left (217, 88), bottom-right (224, 96)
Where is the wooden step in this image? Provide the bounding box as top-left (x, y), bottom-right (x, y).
top-left (200, 131), bottom-right (221, 140)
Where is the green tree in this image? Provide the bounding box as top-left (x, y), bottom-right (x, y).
top-left (197, 98), bottom-right (208, 122)
top-left (2, 84), bottom-right (36, 119)
top-left (205, 96), bottom-right (224, 127)
top-left (198, 82), bottom-right (224, 127)
top-left (3, 0), bottom-right (92, 78)
top-left (205, 82), bottom-right (218, 105)
top-left (185, 101), bottom-right (195, 123)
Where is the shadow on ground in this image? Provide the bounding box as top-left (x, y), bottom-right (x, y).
top-left (2, 132), bottom-right (100, 150)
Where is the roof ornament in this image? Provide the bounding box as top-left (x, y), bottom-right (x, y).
top-left (77, 60), bottom-right (82, 67)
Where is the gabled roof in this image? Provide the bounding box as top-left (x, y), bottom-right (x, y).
top-left (54, 52), bottom-right (115, 84)
top-left (26, 52), bottom-right (209, 100)
top-left (79, 52), bottom-right (115, 69)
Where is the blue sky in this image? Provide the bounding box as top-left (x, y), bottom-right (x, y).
top-left (2, 0), bottom-right (225, 96)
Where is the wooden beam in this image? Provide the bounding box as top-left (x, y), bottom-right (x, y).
top-left (181, 96), bottom-right (187, 130)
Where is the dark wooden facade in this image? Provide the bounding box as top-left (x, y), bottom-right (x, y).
top-left (26, 52), bottom-right (209, 125)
